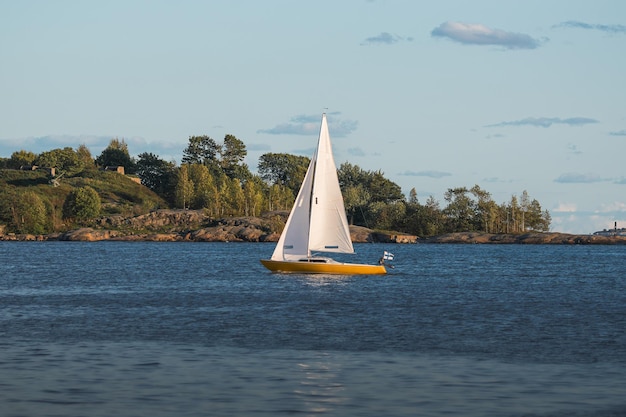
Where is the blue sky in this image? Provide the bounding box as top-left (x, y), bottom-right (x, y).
top-left (2, 0), bottom-right (625, 234)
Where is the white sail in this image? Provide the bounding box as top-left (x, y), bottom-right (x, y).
top-left (270, 114), bottom-right (354, 261)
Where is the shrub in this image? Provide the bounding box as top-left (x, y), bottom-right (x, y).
top-left (63, 186), bottom-right (101, 220)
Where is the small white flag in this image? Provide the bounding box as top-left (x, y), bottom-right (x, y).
top-left (383, 251), bottom-right (394, 261)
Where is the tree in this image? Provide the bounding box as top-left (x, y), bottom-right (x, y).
top-left (338, 162), bottom-right (367, 189)
top-left (136, 152), bottom-right (176, 199)
top-left (443, 187), bottom-right (475, 232)
top-left (188, 163), bottom-right (218, 210)
top-left (267, 183), bottom-right (294, 211)
top-left (343, 184), bottom-right (370, 225)
top-left (96, 138), bottom-right (136, 173)
top-left (243, 177), bottom-right (265, 217)
top-left (526, 198), bottom-right (550, 231)
top-left (174, 165), bottom-right (195, 209)
top-left (182, 135), bottom-right (220, 167)
top-left (470, 184), bottom-right (495, 233)
top-left (76, 144), bottom-right (96, 170)
top-left (258, 153), bottom-right (310, 195)
top-left (367, 170), bottom-right (404, 204)
top-left (222, 177), bottom-right (245, 216)
top-left (35, 147), bottom-right (84, 176)
top-left (8, 150), bottom-right (36, 169)
top-left (367, 200), bottom-right (406, 231)
top-left (63, 186), bottom-right (101, 221)
top-left (9, 191), bottom-right (48, 234)
top-left (509, 195), bottom-right (520, 233)
top-left (220, 134), bottom-right (250, 180)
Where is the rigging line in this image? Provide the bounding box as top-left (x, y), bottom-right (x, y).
top-left (358, 204), bottom-right (376, 244)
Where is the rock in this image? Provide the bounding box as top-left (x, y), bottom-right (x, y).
top-left (59, 228), bottom-right (119, 241)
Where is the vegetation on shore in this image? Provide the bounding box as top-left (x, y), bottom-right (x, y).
top-left (1, 135), bottom-right (551, 238)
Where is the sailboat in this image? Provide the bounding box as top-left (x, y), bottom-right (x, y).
top-left (261, 113), bottom-right (387, 275)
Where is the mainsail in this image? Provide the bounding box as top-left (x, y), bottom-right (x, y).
top-left (271, 114), bottom-right (354, 261)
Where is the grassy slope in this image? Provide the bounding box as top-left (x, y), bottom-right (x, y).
top-left (0, 169), bottom-right (167, 233)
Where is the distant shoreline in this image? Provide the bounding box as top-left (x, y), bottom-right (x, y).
top-left (2, 210), bottom-right (625, 244)
top-left (2, 229), bottom-right (625, 245)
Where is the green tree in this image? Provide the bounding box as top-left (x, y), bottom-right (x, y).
top-left (63, 186), bottom-right (101, 221)
top-left (243, 177), bottom-right (265, 216)
top-left (343, 184), bottom-right (370, 225)
top-left (443, 187), bottom-right (475, 232)
top-left (526, 198), bottom-right (550, 231)
top-left (267, 183), bottom-right (294, 211)
top-left (35, 147), bottom-right (84, 176)
top-left (76, 144), bottom-right (96, 170)
top-left (368, 170), bottom-right (404, 204)
top-left (182, 135), bottom-right (221, 169)
top-left (9, 191), bottom-right (48, 234)
top-left (136, 152), bottom-right (176, 200)
top-left (8, 150), bottom-right (37, 169)
top-left (367, 201), bottom-right (407, 231)
top-left (423, 195), bottom-right (444, 236)
top-left (258, 153), bottom-right (310, 196)
top-left (220, 134), bottom-right (250, 180)
top-left (221, 177), bottom-right (245, 216)
top-left (174, 164), bottom-right (195, 209)
top-left (470, 184), bottom-right (496, 233)
top-left (188, 163), bottom-right (218, 210)
top-left (338, 162), bottom-right (367, 189)
top-left (96, 138), bottom-right (136, 173)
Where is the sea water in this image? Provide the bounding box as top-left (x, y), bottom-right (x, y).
top-left (1, 242), bottom-right (625, 417)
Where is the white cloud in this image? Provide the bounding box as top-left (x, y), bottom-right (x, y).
top-left (595, 202), bottom-right (626, 213)
top-left (361, 32), bottom-right (413, 45)
top-left (554, 173), bottom-right (605, 183)
top-left (553, 202), bottom-right (577, 213)
top-left (487, 117), bottom-right (598, 128)
top-left (555, 21), bottom-right (626, 34)
top-left (431, 21), bottom-right (543, 49)
top-left (400, 170), bottom-right (451, 178)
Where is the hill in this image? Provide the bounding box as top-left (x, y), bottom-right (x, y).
top-left (0, 169), bottom-right (167, 235)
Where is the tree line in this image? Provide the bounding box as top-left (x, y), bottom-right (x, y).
top-left (0, 134), bottom-right (551, 235)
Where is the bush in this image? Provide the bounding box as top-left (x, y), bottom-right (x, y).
top-left (63, 186), bottom-right (101, 220)
top-left (11, 191), bottom-right (48, 234)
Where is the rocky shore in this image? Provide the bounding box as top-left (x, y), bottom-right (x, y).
top-left (1, 209), bottom-right (624, 244)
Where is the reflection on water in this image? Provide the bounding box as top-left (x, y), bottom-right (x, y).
top-left (2, 342), bottom-right (625, 417)
top-left (296, 353), bottom-right (346, 414)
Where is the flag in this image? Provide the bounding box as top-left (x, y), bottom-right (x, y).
top-left (383, 251), bottom-right (394, 261)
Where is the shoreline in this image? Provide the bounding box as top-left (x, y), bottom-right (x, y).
top-left (2, 229), bottom-right (625, 245)
top-left (2, 210), bottom-right (624, 244)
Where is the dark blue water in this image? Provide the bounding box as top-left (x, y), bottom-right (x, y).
top-left (1, 242), bottom-right (625, 416)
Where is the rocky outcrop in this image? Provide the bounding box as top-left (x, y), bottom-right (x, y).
top-left (95, 209), bottom-right (210, 231)
top-left (59, 228), bottom-right (121, 241)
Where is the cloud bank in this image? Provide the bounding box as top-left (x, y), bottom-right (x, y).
top-left (400, 170), bottom-right (451, 179)
top-left (431, 21), bottom-right (542, 49)
top-left (257, 114), bottom-right (358, 137)
top-left (609, 129), bottom-right (626, 136)
top-left (487, 117), bottom-right (599, 128)
top-left (555, 21), bottom-right (626, 34)
top-left (361, 32), bottom-right (413, 45)
top-left (554, 173), bottom-right (605, 183)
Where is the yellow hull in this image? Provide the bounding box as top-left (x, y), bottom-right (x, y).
top-left (260, 259), bottom-right (387, 275)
